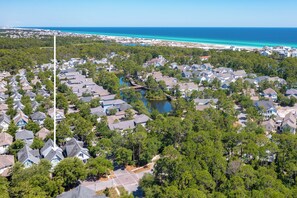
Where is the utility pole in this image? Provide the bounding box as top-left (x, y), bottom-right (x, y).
top-left (53, 35), bottom-right (57, 149)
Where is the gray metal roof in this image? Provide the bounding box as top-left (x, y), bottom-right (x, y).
top-left (80, 96), bottom-right (93, 103)
top-left (17, 145), bottom-right (40, 164)
top-left (90, 106), bottom-right (106, 117)
top-left (40, 139), bottom-right (55, 156)
top-left (102, 99), bottom-right (126, 106)
top-left (15, 130), bottom-right (34, 140)
top-left (119, 103), bottom-right (132, 111)
top-left (254, 100), bottom-right (275, 111)
top-left (25, 91), bottom-right (36, 98)
top-left (108, 120), bottom-right (135, 131)
top-left (286, 89), bottom-right (297, 95)
top-left (64, 138), bottom-right (90, 158)
top-left (30, 111), bottom-right (46, 120)
top-left (0, 113), bottom-right (11, 124)
top-left (100, 94), bottom-right (116, 101)
top-left (57, 185), bottom-right (106, 198)
top-left (44, 148), bottom-right (64, 161)
top-left (134, 114), bottom-right (151, 124)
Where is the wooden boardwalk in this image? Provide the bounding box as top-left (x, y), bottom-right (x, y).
top-left (120, 76), bottom-right (176, 101)
top-left (120, 85), bottom-right (145, 90)
top-left (120, 77), bottom-right (146, 90)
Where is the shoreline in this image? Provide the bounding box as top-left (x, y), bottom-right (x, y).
top-left (53, 29), bottom-right (262, 51)
top-left (3, 27), bottom-right (296, 51)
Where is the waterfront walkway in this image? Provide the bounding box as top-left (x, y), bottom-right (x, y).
top-left (120, 85), bottom-right (145, 90)
top-left (120, 77), bottom-right (146, 90)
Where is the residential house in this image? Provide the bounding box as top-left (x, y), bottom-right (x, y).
top-left (213, 67), bottom-right (233, 74)
top-left (170, 62), bottom-right (179, 69)
top-left (0, 93), bottom-right (8, 103)
top-left (261, 119), bottom-right (276, 134)
top-left (31, 76), bottom-right (41, 85)
top-left (100, 94), bottom-right (116, 102)
top-left (263, 88), bottom-right (278, 101)
top-left (13, 111), bottom-right (29, 127)
top-left (12, 92), bottom-right (22, 102)
top-left (80, 96), bottom-right (93, 103)
top-left (285, 89), bottom-right (297, 98)
top-left (31, 101), bottom-right (39, 111)
top-left (40, 139), bottom-right (64, 167)
top-left (0, 85), bottom-right (7, 94)
top-left (30, 111), bottom-right (47, 125)
top-left (90, 106), bottom-right (106, 117)
top-left (0, 155), bottom-right (14, 177)
top-left (179, 82), bottom-right (199, 98)
top-left (200, 56), bottom-right (211, 61)
top-left (233, 70), bottom-right (247, 79)
top-left (102, 99), bottom-right (126, 112)
top-left (260, 50), bottom-right (272, 57)
top-left (134, 114), bottom-right (151, 127)
top-left (254, 76), bottom-right (270, 86)
top-left (119, 103), bottom-right (132, 112)
top-left (57, 185), bottom-right (107, 198)
top-left (17, 145), bottom-right (40, 168)
top-left (63, 138), bottom-right (90, 163)
top-left (0, 103), bottom-right (8, 113)
top-left (25, 91), bottom-right (36, 101)
top-left (48, 108), bottom-right (65, 122)
top-left (244, 78), bottom-right (257, 86)
top-left (182, 71), bottom-right (193, 78)
top-left (22, 84), bottom-right (33, 91)
top-left (15, 129), bottom-right (34, 146)
top-left (0, 72), bottom-right (11, 79)
top-left (254, 100), bottom-right (278, 119)
top-left (151, 71), bottom-right (163, 81)
top-left (0, 133), bottom-right (13, 154)
top-left (108, 120), bottom-right (135, 131)
top-left (194, 98), bottom-right (218, 111)
top-left (199, 63), bottom-right (213, 71)
top-left (143, 55), bottom-right (167, 67)
top-left (0, 113), bottom-right (11, 131)
top-left (38, 89), bottom-right (50, 98)
top-left (268, 77), bottom-right (287, 87)
top-left (280, 112), bottom-right (296, 134)
top-left (13, 101), bottom-right (25, 111)
top-left (36, 127), bottom-right (51, 140)
top-left (198, 71), bottom-right (214, 83)
top-left (292, 51), bottom-right (297, 58)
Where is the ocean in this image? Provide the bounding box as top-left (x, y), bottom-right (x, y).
top-left (32, 27), bottom-right (297, 48)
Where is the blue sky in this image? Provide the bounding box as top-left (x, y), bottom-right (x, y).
top-left (1, 0), bottom-right (296, 27)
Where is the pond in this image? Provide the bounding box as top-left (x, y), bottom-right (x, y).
top-left (119, 77), bottom-right (173, 113)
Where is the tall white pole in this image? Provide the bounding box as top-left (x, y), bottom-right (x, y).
top-left (53, 35), bottom-right (57, 149)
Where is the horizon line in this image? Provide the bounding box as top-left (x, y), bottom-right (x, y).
top-left (11, 26), bottom-right (297, 29)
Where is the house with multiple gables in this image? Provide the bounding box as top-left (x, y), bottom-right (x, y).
top-left (17, 145), bottom-right (40, 168)
top-left (262, 88), bottom-right (278, 101)
top-left (63, 138), bottom-right (90, 163)
top-left (40, 139), bottom-right (64, 168)
top-left (254, 100), bottom-right (278, 119)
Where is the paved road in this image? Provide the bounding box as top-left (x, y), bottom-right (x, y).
top-left (82, 167), bottom-right (153, 196)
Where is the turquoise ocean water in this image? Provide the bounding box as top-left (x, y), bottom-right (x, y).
top-left (31, 27), bottom-right (297, 48)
